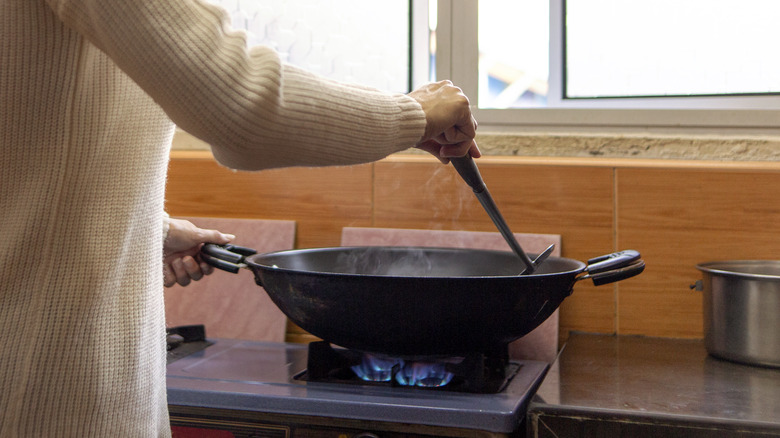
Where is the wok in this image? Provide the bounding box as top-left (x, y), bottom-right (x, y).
top-left (202, 244), bottom-right (644, 357)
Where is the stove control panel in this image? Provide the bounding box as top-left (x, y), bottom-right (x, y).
top-left (170, 406), bottom-right (517, 437)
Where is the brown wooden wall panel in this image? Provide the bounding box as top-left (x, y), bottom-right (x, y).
top-left (373, 159), bottom-right (616, 337)
top-left (616, 167), bottom-right (780, 338)
top-left (166, 152), bottom-right (780, 342)
top-left (166, 154), bottom-right (373, 249)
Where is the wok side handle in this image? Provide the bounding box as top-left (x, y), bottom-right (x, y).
top-left (587, 250), bottom-right (640, 273)
top-left (579, 250), bottom-right (645, 286)
top-left (200, 252), bottom-right (241, 274)
top-left (587, 260), bottom-right (645, 286)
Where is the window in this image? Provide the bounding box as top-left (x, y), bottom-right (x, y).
top-left (436, 0), bottom-right (780, 133)
top-left (564, 0), bottom-right (780, 100)
top-left (213, 0), bottom-right (780, 134)
top-left (207, 0), bottom-right (413, 93)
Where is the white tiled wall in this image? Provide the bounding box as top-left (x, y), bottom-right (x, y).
top-left (206, 0), bottom-right (411, 92)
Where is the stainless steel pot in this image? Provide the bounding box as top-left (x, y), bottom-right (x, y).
top-left (695, 261), bottom-right (780, 368)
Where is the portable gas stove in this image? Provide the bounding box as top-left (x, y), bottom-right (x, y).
top-left (166, 326), bottom-right (549, 437)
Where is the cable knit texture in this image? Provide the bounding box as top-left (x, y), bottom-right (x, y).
top-left (0, 0), bottom-right (426, 436)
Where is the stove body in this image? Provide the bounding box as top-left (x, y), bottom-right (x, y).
top-left (166, 338), bottom-right (549, 437)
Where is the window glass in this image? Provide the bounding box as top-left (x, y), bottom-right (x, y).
top-left (565, 0), bottom-right (780, 97)
top-left (475, 0), bottom-right (780, 110)
top-left (477, 0), bottom-right (550, 108)
top-left (207, 0), bottom-right (411, 93)
top-left (565, 0), bottom-right (780, 99)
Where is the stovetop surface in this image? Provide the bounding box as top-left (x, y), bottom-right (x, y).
top-left (166, 338), bottom-right (549, 433)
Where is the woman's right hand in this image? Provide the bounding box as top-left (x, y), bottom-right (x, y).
top-left (408, 80), bottom-right (481, 163)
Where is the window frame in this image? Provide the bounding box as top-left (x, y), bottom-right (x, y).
top-left (435, 0), bottom-right (780, 135)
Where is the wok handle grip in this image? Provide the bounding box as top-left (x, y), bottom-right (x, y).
top-left (581, 250), bottom-right (644, 286)
top-left (200, 243), bottom-right (257, 274)
top-left (589, 260), bottom-right (645, 286)
top-left (201, 252), bottom-right (241, 274)
top-left (587, 250), bottom-right (641, 274)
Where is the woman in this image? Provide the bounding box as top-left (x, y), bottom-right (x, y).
top-left (0, 0), bottom-right (478, 436)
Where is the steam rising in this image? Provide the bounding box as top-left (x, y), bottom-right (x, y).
top-left (329, 247), bottom-right (528, 277)
top-left (335, 247), bottom-right (433, 276)
top-left (425, 165), bottom-right (471, 230)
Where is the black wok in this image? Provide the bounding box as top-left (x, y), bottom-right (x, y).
top-left (202, 245), bottom-right (644, 357)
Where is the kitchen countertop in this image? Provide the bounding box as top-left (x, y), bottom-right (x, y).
top-left (527, 333), bottom-right (780, 437)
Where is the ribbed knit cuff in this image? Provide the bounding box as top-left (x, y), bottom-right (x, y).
top-left (394, 94), bottom-right (427, 148)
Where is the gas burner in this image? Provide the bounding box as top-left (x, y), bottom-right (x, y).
top-left (295, 341), bottom-right (519, 393)
top-left (167, 338), bottom-right (550, 435)
top-left (166, 324), bottom-right (213, 365)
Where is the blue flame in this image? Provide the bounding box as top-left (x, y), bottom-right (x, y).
top-left (395, 361), bottom-right (454, 388)
top-left (351, 354), bottom-right (455, 387)
top-left (351, 354), bottom-right (401, 382)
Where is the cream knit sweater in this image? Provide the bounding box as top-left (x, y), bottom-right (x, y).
top-left (0, 0), bottom-right (426, 436)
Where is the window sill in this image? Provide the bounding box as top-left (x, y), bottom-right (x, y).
top-left (171, 128), bottom-right (780, 162)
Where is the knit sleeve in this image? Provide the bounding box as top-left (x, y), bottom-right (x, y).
top-left (44, 0), bottom-right (426, 170)
top-left (161, 212), bottom-right (171, 243)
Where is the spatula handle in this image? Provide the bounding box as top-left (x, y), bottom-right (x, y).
top-left (450, 155), bottom-right (487, 194)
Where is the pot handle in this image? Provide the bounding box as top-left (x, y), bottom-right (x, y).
top-left (580, 250), bottom-right (645, 286)
top-left (200, 243), bottom-right (257, 274)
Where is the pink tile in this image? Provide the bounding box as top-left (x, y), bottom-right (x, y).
top-left (164, 217), bottom-right (295, 342)
top-left (341, 227), bottom-right (561, 363)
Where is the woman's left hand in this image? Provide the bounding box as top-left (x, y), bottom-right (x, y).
top-left (163, 218), bottom-right (235, 287)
